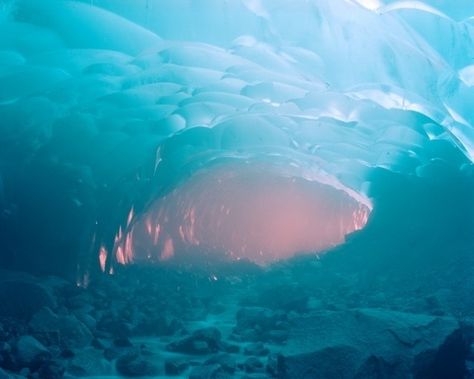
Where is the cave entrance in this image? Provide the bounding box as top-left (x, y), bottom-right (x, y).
top-left (109, 161), bottom-right (371, 267)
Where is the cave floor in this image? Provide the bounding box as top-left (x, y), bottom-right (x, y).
top-left (1, 244), bottom-right (474, 378)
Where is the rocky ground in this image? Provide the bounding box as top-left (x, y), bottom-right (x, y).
top-left (0, 244), bottom-right (473, 379)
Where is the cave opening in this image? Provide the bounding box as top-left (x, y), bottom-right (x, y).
top-left (105, 161), bottom-right (372, 269)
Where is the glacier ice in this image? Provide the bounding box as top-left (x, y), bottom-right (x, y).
top-left (129, 161), bottom-right (370, 265)
top-left (0, 0), bottom-right (472, 274)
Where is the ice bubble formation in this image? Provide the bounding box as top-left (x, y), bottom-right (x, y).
top-left (0, 0), bottom-right (473, 273)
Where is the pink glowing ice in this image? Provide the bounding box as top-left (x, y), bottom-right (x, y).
top-left (119, 162), bottom-right (371, 265)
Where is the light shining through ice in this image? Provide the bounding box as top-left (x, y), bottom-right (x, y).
top-left (0, 0), bottom-right (473, 275)
top-left (127, 162), bottom-right (371, 265)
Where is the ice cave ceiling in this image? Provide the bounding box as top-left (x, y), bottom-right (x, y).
top-left (0, 0), bottom-right (473, 277)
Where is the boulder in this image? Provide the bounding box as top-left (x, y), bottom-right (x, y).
top-left (167, 327), bottom-right (223, 355)
top-left (204, 353), bottom-right (237, 374)
top-left (91, 337), bottom-right (111, 350)
top-left (241, 357), bottom-right (264, 373)
top-left (15, 336), bottom-right (51, 368)
top-left (0, 322), bottom-right (6, 340)
top-left (188, 364), bottom-right (231, 379)
top-left (164, 358), bottom-right (189, 376)
top-left (133, 314), bottom-right (182, 336)
top-left (236, 307), bottom-right (282, 330)
top-left (66, 293), bottom-right (94, 310)
top-left (234, 307), bottom-right (288, 343)
top-left (0, 279), bottom-right (56, 320)
top-left (244, 342), bottom-right (269, 356)
top-left (115, 351), bottom-right (162, 377)
top-left (266, 353), bottom-right (285, 377)
top-left (256, 284), bottom-right (311, 313)
top-left (74, 312), bottom-right (97, 331)
top-left (29, 307), bottom-right (92, 348)
top-left (67, 347), bottom-right (113, 377)
top-left (29, 307), bottom-right (58, 340)
top-left (37, 359), bottom-right (65, 379)
top-left (0, 368), bottom-right (10, 379)
top-left (0, 342), bottom-right (17, 371)
top-left (113, 337), bottom-right (133, 348)
top-left (97, 317), bottom-right (132, 339)
top-left (277, 308), bottom-right (470, 378)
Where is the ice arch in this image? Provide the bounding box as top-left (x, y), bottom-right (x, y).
top-left (0, 0), bottom-right (472, 277)
top-left (120, 162), bottom-right (371, 265)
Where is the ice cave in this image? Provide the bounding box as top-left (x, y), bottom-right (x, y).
top-left (0, 0), bottom-right (473, 378)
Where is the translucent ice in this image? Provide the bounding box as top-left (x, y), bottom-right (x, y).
top-left (0, 0), bottom-right (473, 273)
top-left (128, 162), bottom-right (370, 265)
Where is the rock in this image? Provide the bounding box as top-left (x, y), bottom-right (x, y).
top-left (188, 364), bottom-right (231, 379)
top-left (71, 313), bottom-right (95, 342)
top-left (67, 347), bottom-right (113, 377)
top-left (29, 307), bottom-right (58, 331)
top-left (0, 368), bottom-right (9, 379)
top-left (192, 340), bottom-right (210, 353)
top-left (242, 357), bottom-right (264, 373)
top-left (37, 359), bottom-right (65, 379)
top-left (66, 293), bottom-right (93, 310)
top-left (306, 297), bottom-right (324, 311)
top-left (39, 276), bottom-right (69, 292)
top-left (266, 329), bottom-right (288, 343)
top-left (0, 323), bottom-right (6, 340)
top-left (167, 327), bottom-right (223, 355)
top-left (204, 353), bottom-right (237, 374)
top-left (257, 285), bottom-right (310, 313)
top-left (113, 337), bottom-right (133, 348)
top-left (0, 279), bottom-right (56, 320)
top-left (47, 345), bottom-right (61, 357)
top-left (133, 314), bottom-right (182, 336)
top-left (91, 337), bottom-right (110, 350)
top-left (164, 358), bottom-right (189, 376)
top-left (29, 307), bottom-right (60, 344)
top-left (15, 336), bottom-right (51, 368)
top-left (94, 329), bottom-right (112, 339)
top-left (74, 312), bottom-right (97, 331)
top-left (60, 349), bottom-right (74, 359)
top-left (232, 328), bottom-right (259, 342)
top-left (236, 307), bottom-right (279, 330)
top-left (235, 307), bottom-right (287, 343)
top-left (467, 360), bottom-right (474, 378)
top-left (222, 341), bottom-right (240, 354)
top-left (266, 353), bottom-right (285, 377)
top-left (0, 342), bottom-right (11, 355)
top-left (19, 368), bottom-right (29, 377)
top-left (103, 344), bottom-right (134, 361)
top-left (29, 307), bottom-right (92, 348)
top-left (244, 342), bottom-right (269, 356)
top-left (97, 318), bottom-right (131, 339)
top-left (411, 328), bottom-right (470, 379)
top-left (115, 351), bottom-right (162, 377)
top-left (208, 302), bottom-right (226, 315)
top-left (277, 308), bottom-right (470, 378)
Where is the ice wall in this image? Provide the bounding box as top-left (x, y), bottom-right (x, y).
top-left (0, 0), bottom-right (472, 276)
